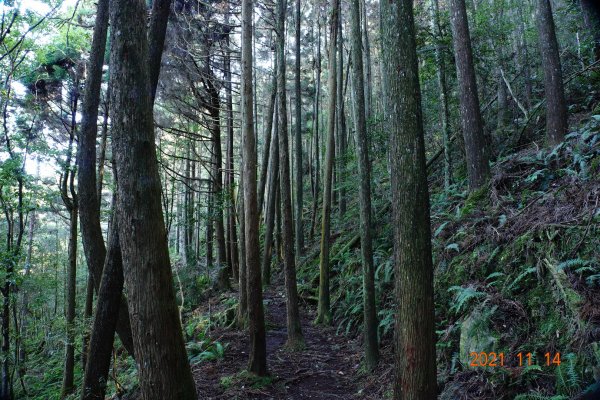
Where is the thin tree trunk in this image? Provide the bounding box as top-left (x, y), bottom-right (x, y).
top-left (108, 0), bottom-right (197, 397)
top-left (277, 0), bottom-right (304, 346)
top-left (309, 13), bottom-right (322, 240)
top-left (294, 0), bottom-right (304, 256)
top-left (258, 71), bottom-right (278, 213)
top-left (262, 109), bottom-right (279, 286)
top-left (61, 207), bottom-right (78, 398)
top-left (316, 0), bottom-right (340, 326)
top-left (536, 0), bottom-right (568, 145)
top-left (336, 15), bottom-right (347, 218)
top-left (449, 0), bottom-right (490, 190)
top-left (381, 1), bottom-right (437, 398)
top-left (224, 5), bottom-right (239, 282)
top-left (431, 0), bottom-right (453, 190)
top-left (242, 0), bottom-right (268, 376)
top-left (349, 0), bottom-right (378, 371)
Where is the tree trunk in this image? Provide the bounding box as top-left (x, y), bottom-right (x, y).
top-left (316, 0), bottom-right (340, 326)
top-left (309, 14), bottom-right (322, 240)
top-left (61, 206), bottom-right (78, 398)
top-left (349, 0), bottom-right (379, 371)
top-left (336, 14), bottom-right (347, 219)
top-left (431, 0), bottom-right (453, 190)
top-left (81, 209), bottom-right (124, 400)
top-left (536, 0), bottom-right (568, 146)
top-left (237, 155), bottom-right (248, 327)
top-left (380, 1), bottom-right (437, 398)
top-left (76, 0), bottom-right (135, 359)
top-left (224, 5), bottom-right (239, 282)
top-left (107, 0), bottom-right (197, 397)
top-left (580, 0), bottom-right (600, 61)
top-left (259, 72), bottom-right (278, 213)
top-left (294, 0), bottom-right (304, 257)
top-left (449, 0), bottom-right (490, 190)
top-left (241, 0), bottom-right (268, 376)
top-left (277, 0), bottom-right (304, 347)
top-left (262, 109), bottom-right (279, 286)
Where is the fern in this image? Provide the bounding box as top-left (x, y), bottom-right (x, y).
top-left (557, 258), bottom-right (589, 271)
top-left (448, 286), bottom-right (485, 314)
top-left (507, 266), bottom-right (536, 292)
top-left (514, 394), bottom-right (567, 400)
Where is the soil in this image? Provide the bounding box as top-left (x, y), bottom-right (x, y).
top-left (192, 274), bottom-right (388, 399)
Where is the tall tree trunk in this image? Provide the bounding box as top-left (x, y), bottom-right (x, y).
top-left (108, 0), bottom-right (197, 397)
top-left (336, 15), bottom-right (347, 218)
top-left (259, 72), bottom-right (277, 214)
top-left (580, 0), bottom-right (600, 61)
top-left (224, 5), bottom-right (239, 282)
top-left (361, 0), bottom-right (373, 122)
top-left (316, 0), bottom-right (340, 326)
top-left (380, 1), bottom-right (437, 398)
top-left (81, 206), bottom-right (124, 400)
top-left (310, 14), bottom-right (322, 240)
top-left (262, 109), bottom-right (279, 286)
top-left (237, 155), bottom-right (248, 327)
top-left (431, 0), bottom-right (453, 190)
top-left (61, 207), bottom-right (78, 398)
top-left (349, 0), bottom-right (379, 371)
top-left (449, 0), bottom-right (490, 190)
top-left (242, 0), bottom-right (268, 376)
top-left (76, 0), bottom-right (135, 359)
top-left (536, 0), bottom-right (568, 146)
top-left (277, 0), bottom-right (304, 347)
top-left (294, 0), bottom-right (304, 257)
top-left (61, 83), bottom-right (79, 399)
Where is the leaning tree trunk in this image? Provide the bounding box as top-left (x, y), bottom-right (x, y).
top-left (241, 0), bottom-right (268, 376)
top-left (349, 0), bottom-right (379, 371)
top-left (76, 0), bottom-right (135, 359)
top-left (262, 109), bottom-right (279, 286)
top-left (277, 0), bottom-right (304, 347)
top-left (380, 1), bottom-right (437, 398)
top-left (316, 0), bottom-right (340, 326)
top-left (107, 0), bottom-right (197, 397)
top-left (536, 0), bottom-right (568, 146)
top-left (449, 0), bottom-right (490, 190)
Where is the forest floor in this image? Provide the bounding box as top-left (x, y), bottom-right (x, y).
top-left (192, 274), bottom-right (392, 399)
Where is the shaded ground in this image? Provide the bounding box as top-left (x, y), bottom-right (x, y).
top-left (192, 275), bottom-right (386, 399)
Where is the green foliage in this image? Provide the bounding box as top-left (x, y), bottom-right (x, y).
top-left (448, 285), bottom-right (486, 315)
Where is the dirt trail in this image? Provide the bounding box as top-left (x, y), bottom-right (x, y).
top-left (193, 279), bottom-right (366, 399)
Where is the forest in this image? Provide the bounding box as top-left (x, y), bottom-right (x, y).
top-left (0, 0), bottom-right (599, 398)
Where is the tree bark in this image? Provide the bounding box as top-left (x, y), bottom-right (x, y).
top-left (107, 0), bottom-right (197, 397)
top-left (242, 0), bottom-right (268, 376)
top-left (262, 108), bottom-right (279, 286)
top-left (316, 0), bottom-right (340, 326)
top-left (536, 0), bottom-right (568, 146)
top-left (294, 0), bottom-right (304, 256)
top-left (431, 0), bottom-right (453, 190)
top-left (277, 0), bottom-right (304, 347)
top-left (81, 209), bottom-right (124, 400)
top-left (259, 72), bottom-right (278, 213)
top-left (449, 0), bottom-right (490, 190)
top-left (380, 1), bottom-right (437, 398)
top-left (76, 0), bottom-right (135, 359)
top-left (580, 0), bottom-right (600, 61)
top-left (349, 0), bottom-right (378, 371)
